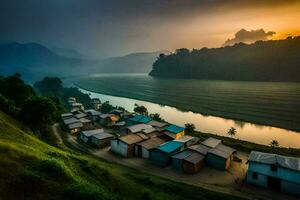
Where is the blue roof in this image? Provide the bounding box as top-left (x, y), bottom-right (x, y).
top-left (165, 124), bottom-right (185, 134)
top-left (129, 115), bottom-right (152, 123)
top-left (158, 141), bottom-right (183, 154)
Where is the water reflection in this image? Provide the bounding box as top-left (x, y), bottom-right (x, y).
top-left (80, 88), bottom-right (300, 148)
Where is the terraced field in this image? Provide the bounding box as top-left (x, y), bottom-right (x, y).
top-left (74, 74), bottom-right (300, 132)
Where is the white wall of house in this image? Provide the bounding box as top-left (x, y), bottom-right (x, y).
top-left (111, 139), bottom-right (128, 157)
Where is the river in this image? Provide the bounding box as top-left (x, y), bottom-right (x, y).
top-left (78, 87), bottom-right (300, 148)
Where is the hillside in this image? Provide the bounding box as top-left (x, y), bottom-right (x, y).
top-left (0, 42), bottom-right (167, 82)
top-left (150, 36), bottom-right (300, 82)
top-left (0, 110), bottom-right (246, 200)
top-left (0, 42), bottom-right (91, 81)
top-left (92, 51), bottom-right (169, 74)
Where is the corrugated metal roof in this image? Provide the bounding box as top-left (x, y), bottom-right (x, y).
top-left (91, 132), bottom-right (114, 140)
top-left (202, 137), bottom-right (221, 148)
top-left (127, 124), bottom-right (153, 133)
top-left (208, 144), bottom-right (236, 159)
top-left (80, 118), bottom-right (91, 123)
top-left (158, 141), bottom-right (183, 154)
top-left (175, 135), bottom-right (196, 143)
top-left (165, 124), bottom-right (185, 134)
top-left (119, 134), bottom-right (145, 144)
top-left (147, 120), bottom-right (168, 128)
top-left (64, 117), bottom-right (80, 125)
top-left (61, 113), bottom-right (73, 118)
top-left (81, 129), bottom-right (104, 137)
top-left (129, 115), bottom-right (152, 123)
top-left (138, 137), bottom-right (165, 150)
top-left (68, 122), bottom-right (83, 129)
top-left (184, 152), bottom-right (205, 164)
top-left (249, 151), bottom-right (300, 171)
top-left (75, 112), bottom-right (87, 119)
top-left (85, 109), bottom-right (101, 116)
top-left (172, 150), bottom-right (193, 160)
top-left (188, 144), bottom-right (211, 155)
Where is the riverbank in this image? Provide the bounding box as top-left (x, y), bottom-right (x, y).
top-left (73, 84), bottom-right (300, 148)
top-left (73, 75), bottom-right (300, 133)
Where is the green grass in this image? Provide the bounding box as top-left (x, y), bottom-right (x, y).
top-left (0, 111), bottom-right (247, 200)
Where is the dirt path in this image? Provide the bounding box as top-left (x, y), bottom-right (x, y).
top-left (51, 123), bottom-right (63, 145)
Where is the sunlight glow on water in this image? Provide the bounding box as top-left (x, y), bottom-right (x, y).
top-left (80, 88), bottom-right (300, 148)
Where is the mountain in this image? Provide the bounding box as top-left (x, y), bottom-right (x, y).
top-left (0, 42), bottom-right (168, 81)
top-left (150, 36), bottom-right (300, 82)
top-left (92, 51), bottom-right (169, 74)
top-left (0, 42), bottom-right (91, 81)
top-left (51, 47), bottom-right (86, 59)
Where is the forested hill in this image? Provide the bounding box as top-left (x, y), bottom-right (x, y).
top-left (149, 36), bottom-right (300, 82)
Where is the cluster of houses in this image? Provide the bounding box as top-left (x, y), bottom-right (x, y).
top-left (60, 97), bottom-right (300, 196)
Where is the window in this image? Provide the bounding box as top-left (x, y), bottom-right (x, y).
top-left (252, 172), bottom-right (258, 180)
top-left (271, 165), bottom-right (278, 172)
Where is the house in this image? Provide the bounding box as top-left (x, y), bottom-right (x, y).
top-left (127, 115), bottom-right (152, 126)
top-left (246, 151), bottom-right (300, 196)
top-left (188, 144), bottom-right (211, 156)
top-left (63, 117), bottom-right (80, 126)
top-left (85, 109), bottom-right (101, 122)
top-left (174, 135), bottom-right (199, 148)
top-left (182, 152), bottom-right (205, 174)
top-left (114, 121), bottom-right (126, 129)
top-left (91, 98), bottom-right (101, 110)
top-left (110, 133), bottom-right (148, 157)
top-left (79, 118), bottom-right (93, 130)
top-left (68, 97), bottom-right (76, 105)
top-left (206, 143), bottom-right (236, 170)
top-left (75, 112), bottom-right (88, 119)
top-left (79, 129), bottom-right (104, 143)
top-left (99, 114), bottom-right (119, 127)
top-left (172, 150), bottom-right (193, 171)
top-left (67, 122), bottom-right (83, 135)
top-left (163, 124), bottom-right (185, 140)
top-left (149, 140), bottom-right (184, 167)
top-left (135, 137), bottom-right (166, 159)
top-left (201, 137), bottom-right (221, 148)
top-left (71, 102), bottom-right (84, 111)
top-left (126, 124), bottom-right (154, 134)
top-left (90, 132), bottom-right (114, 148)
top-left (61, 113), bottom-right (73, 120)
top-left (146, 120), bottom-right (168, 132)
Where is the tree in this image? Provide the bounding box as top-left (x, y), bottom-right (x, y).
top-left (134, 104), bottom-right (148, 115)
top-left (0, 74), bottom-right (35, 106)
top-left (185, 123), bottom-right (196, 133)
top-left (270, 140), bottom-right (279, 148)
top-left (227, 127), bottom-right (237, 137)
top-left (150, 113), bottom-right (165, 122)
top-left (20, 96), bottom-right (59, 131)
top-left (100, 101), bottom-right (115, 114)
top-left (34, 77), bottom-right (63, 96)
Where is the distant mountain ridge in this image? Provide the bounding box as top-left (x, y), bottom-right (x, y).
top-left (0, 42), bottom-right (166, 81)
top-left (150, 36), bottom-right (300, 82)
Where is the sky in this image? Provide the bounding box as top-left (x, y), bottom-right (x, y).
top-left (0, 0), bottom-right (300, 58)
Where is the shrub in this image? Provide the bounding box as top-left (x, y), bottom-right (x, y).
top-left (36, 158), bottom-right (71, 179)
top-left (63, 181), bottom-right (115, 200)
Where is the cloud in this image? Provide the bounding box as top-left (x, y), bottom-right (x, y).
top-left (223, 29), bottom-right (276, 46)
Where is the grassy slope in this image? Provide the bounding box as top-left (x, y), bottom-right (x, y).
top-left (0, 111), bottom-right (246, 200)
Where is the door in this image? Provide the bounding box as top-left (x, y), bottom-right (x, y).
top-left (268, 176), bottom-right (281, 190)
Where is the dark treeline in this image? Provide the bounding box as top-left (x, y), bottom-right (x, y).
top-left (150, 36), bottom-right (300, 82)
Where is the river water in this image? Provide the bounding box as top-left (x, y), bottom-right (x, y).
top-left (79, 88), bottom-right (300, 148)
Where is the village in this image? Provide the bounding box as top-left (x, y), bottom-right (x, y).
top-left (60, 97), bottom-right (300, 198)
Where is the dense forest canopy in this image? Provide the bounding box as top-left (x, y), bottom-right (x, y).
top-left (149, 36), bottom-right (300, 82)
